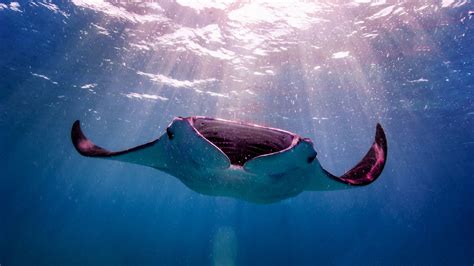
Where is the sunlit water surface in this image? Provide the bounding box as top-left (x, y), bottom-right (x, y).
top-left (0, 1), bottom-right (473, 265)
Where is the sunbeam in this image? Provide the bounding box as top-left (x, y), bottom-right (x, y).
top-left (0, 0), bottom-right (472, 265)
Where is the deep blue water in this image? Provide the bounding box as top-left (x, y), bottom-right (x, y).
top-left (0, 1), bottom-right (473, 265)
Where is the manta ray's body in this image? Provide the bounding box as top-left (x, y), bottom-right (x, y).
top-left (72, 116), bottom-right (387, 203)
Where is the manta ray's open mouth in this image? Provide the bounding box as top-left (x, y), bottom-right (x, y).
top-left (191, 117), bottom-right (296, 166)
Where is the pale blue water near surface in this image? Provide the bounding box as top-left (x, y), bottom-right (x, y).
top-left (0, 1), bottom-right (473, 265)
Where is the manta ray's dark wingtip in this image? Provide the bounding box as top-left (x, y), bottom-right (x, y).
top-left (71, 120), bottom-right (85, 152)
top-left (325, 123), bottom-right (388, 186)
top-left (71, 120), bottom-right (112, 157)
top-left (375, 123), bottom-right (387, 154)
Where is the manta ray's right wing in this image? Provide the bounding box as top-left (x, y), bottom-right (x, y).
top-left (71, 120), bottom-right (169, 169)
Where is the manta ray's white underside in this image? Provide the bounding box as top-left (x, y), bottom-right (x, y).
top-left (71, 116), bottom-right (387, 203)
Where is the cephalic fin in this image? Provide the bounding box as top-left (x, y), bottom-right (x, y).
top-left (323, 123), bottom-right (387, 186)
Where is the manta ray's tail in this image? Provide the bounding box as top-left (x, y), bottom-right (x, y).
top-left (311, 124), bottom-right (387, 190)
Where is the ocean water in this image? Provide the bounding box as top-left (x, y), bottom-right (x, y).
top-left (0, 1), bottom-right (473, 265)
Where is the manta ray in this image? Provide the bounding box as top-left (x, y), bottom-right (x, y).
top-left (71, 116), bottom-right (387, 203)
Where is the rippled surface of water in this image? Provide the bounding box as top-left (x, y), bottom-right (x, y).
top-left (0, 1), bottom-right (473, 265)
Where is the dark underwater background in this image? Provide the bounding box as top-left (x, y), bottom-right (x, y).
top-left (0, 1), bottom-right (473, 265)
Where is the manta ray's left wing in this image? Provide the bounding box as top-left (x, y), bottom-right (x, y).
top-left (307, 123), bottom-right (387, 190)
top-left (325, 123), bottom-right (387, 186)
top-left (71, 120), bottom-right (169, 169)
